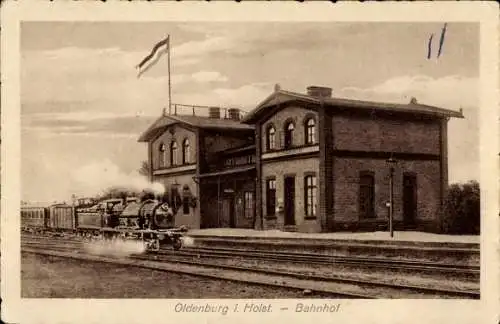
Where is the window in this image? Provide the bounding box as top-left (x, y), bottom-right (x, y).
top-left (359, 172), bottom-right (375, 219)
top-left (284, 121), bottom-right (295, 149)
top-left (182, 139), bottom-right (190, 164)
top-left (304, 175), bottom-right (317, 218)
top-left (183, 197), bottom-right (190, 215)
top-left (305, 118), bottom-right (316, 145)
top-left (159, 143), bottom-right (167, 168)
top-left (244, 192), bottom-right (254, 219)
top-left (266, 178), bottom-right (276, 216)
top-left (267, 126), bottom-right (276, 150)
top-left (170, 141), bottom-right (178, 166)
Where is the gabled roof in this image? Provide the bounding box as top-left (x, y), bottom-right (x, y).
top-left (241, 89), bottom-right (464, 124)
top-left (138, 114), bottom-right (254, 143)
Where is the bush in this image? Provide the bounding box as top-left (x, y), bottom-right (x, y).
top-left (442, 180), bottom-right (480, 235)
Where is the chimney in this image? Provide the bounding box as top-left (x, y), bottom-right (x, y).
top-left (209, 107), bottom-right (221, 119)
top-left (306, 86), bottom-right (332, 98)
top-left (228, 108), bottom-right (241, 121)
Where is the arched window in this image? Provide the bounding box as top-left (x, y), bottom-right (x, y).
top-left (284, 121), bottom-right (295, 149)
top-left (267, 126), bottom-right (276, 150)
top-left (170, 141), bottom-right (178, 166)
top-left (182, 139), bottom-right (190, 164)
top-left (305, 118), bottom-right (316, 145)
top-left (159, 143), bottom-right (166, 168)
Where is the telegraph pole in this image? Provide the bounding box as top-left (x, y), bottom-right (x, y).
top-left (387, 157), bottom-right (397, 238)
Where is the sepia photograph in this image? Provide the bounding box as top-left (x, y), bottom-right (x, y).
top-left (1, 2), bottom-right (498, 324)
top-left (19, 20), bottom-right (480, 299)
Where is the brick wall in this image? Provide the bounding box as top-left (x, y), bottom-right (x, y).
top-left (333, 115), bottom-right (441, 154)
top-left (152, 173), bottom-right (200, 229)
top-left (332, 158), bottom-right (441, 230)
top-left (261, 157), bottom-right (320, 232)
top-left (261, 106), bottom-right (318, 152)
top-left (151, 125), bottom-right (197, 169)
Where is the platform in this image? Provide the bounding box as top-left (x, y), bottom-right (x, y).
top-left (187, 228), bottom-right (479, 245)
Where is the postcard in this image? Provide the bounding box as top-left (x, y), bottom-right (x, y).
top-left (1, 1), bottom-right (498, 324)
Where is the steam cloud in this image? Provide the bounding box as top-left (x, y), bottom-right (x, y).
top-left (72, 159), bottom-right (164, 197)
top-left (181, 236), bottom-right (195, 247)
top-left (84, 239), bottom-right (146, 258)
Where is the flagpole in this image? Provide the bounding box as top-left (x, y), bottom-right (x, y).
top-left (167, 34), bottom-right (172, 116)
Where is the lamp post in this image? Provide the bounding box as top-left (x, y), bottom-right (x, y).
top-left (387, 157), bottom-right (397, 238)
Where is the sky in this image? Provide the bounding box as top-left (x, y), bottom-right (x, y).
top-left (21, 22), bottom-right (479, 203)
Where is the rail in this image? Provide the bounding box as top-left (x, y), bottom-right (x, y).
top-left (168, 103), bottom-right (249, 119)
top-left (22, 234), bottom-right (480, 299)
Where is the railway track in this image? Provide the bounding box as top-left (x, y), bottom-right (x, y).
top-left (164, 246), bottom-right (479, 276)
top-left (22, 246), bottom-right (371, 299)
top-left (130, 253), bottom-right (479, 299)
top-left (21, 236), bottom-right (480, 299)
top-left (22, 234), bottom-right (478, 275)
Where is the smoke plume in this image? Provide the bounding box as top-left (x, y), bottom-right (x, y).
top-left (84, 239), bottom-right (146, 258)
top-left (72, 159), bottom-right (164, 197)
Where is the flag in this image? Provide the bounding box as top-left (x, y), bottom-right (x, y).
top-left (136, 36), bottom-right (170, 78)
top-left (427, 33), bottom-right (434, 60)
top-left (437, 23), bottom-right (447, 58)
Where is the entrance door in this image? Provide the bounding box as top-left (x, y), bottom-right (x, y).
top-left (284, 176), bottom-right (295, 225)
top-left (221, 197), bottom-right (235, 228)
top-left (403, 173), bottom-right (417, 226)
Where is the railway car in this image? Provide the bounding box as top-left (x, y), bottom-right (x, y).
top-left (21, 205), bottom-right (48, 233)
top-left (47, 204), bottom-right (75, 232)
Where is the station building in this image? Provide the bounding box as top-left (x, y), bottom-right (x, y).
top-left (138, 85), bottom-right (463, 233)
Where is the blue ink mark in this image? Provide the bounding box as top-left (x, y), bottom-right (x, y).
top-left (437, 23), bottom-right (447, 58)
top-left (427, 33), bottom-right (434, 60)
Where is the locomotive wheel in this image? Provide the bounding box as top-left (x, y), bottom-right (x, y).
top-left (144, 238), bottom-right (160, 252)
top-left (173, 238), bottom-right (182, 251)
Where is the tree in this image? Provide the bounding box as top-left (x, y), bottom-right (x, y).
top-left (442, 180), bottom-right (480, 235)
top-left (138, 161), bottom-right (150, 178)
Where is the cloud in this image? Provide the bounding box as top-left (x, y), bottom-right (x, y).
top-left (191, 71), bottom-right (228, 83)
top-left (339, 75), bottom-right (478, 111)
top-left (173, 36), bottom-right (234, 60)
top-left (22, 113), bottom-right (157, 138)
top-left (22, 46), bottom-right (172, 115)
top-left (22, 45), bottom-right (234, 121)
top-left (172, 82), bottom-right (273, 111)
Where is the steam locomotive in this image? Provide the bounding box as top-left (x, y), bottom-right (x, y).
top-left (21, 197), bottom-right (188, 252)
